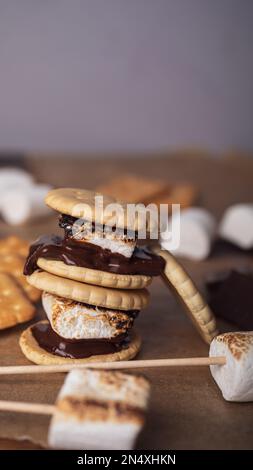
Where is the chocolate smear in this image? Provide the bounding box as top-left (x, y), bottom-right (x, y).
top-left (32, 322), bottom-right (130, 359)
top-left (24, 234), bottom-right (165, 276)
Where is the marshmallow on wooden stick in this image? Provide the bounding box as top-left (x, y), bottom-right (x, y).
top-left (219, 204), bottom-right (253, 249)
top-left (48, 368), bottom-right (150, 450)
top-left (1, 184), bottom-right (52, 225)
top-left (210, 331), bottom-right (253, 402)
top-left (161, 207), bottom-right (216, 260)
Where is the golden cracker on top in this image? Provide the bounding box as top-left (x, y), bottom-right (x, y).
top-left (45, 187), bottom-right (158, 233)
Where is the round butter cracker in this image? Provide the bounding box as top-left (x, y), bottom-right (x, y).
top-left (152, 245), bottom-right (218, 344)
top-left (37, 258), bottom-right (152, 290)
top-left (45, 187), bottom-right (158, 233)
top-left (26, 270), bottom-right (150, 311)
top-left (19, 320), bottom-right (141, 365)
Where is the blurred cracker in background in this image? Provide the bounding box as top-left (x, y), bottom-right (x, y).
top-left (97, 174), bottom-right (198, 211)
top-left (0, 236), bottom-right (40, 303)
top-left (97, 174), bottom-right (167, 204)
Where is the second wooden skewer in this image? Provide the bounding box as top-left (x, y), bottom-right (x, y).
top-left (0, 400), bottom-right (54, 415)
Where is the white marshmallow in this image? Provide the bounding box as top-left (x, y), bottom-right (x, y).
top-left (83, 235), bottom-right (136, 258)
top-left (69, 219), bottom-right (136, 258)
top-left (0, 168), bottom-right (34, 191)
top-left (210, 331), bottom-right (253, 402)
top-left (42, 291), bottom-right (135, 340)
top-left (48, 369), bottom-right (150, 450)
top-left (1, 184), bottom-right (52, 225)
top-left (219, 204), bottom-right (253, 249)
top-left (161, 207), bottom-right (216, 260)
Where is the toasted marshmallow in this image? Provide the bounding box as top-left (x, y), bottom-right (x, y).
top-left (210, 331), bottom-right (253, 402)
top-left (219, 204), bottom-right (253, 249)
top-left (42, 291), bottom-right (136, 340)
top-left (48, 369), bottom-right (150, 450)
top-left (85, 235), bottom-right (136, 258)
top-left (69, 219), bottom-right (137, 258)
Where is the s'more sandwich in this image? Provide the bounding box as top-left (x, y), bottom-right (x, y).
top-left (20, 188), bottom-right (165, 364)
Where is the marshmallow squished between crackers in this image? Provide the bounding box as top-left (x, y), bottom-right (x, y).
top-left (219, 204), bottom-right (253, 249)
top-left (70, 222), bottom-right (136, 258)
top-left (48, 369), bottom-right (150, 450)
top-left (210, 332), bottom-right (253, 402)
top-left (1, 184), bottom-right (52, 225)
top-left (81, 233), bottom-right (136, 258)
top-left (42, 292), bottom-right (135, 340)
top-left (161, 207), bottom-right (216, 260)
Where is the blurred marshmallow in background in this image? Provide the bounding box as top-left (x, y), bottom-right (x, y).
top-left (160, 207), bottom-right (217, 260)
top-left (219, 204), bottom-right (253, 250)
top-left (0, 168), bottom-right (34, 198)
top-left (0, 167), bottom-right (52, 225)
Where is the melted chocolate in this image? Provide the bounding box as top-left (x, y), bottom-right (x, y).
top-left (24, 234), bottom-right (165, 276)
top-left (32, 322), bottom-right (129, 359)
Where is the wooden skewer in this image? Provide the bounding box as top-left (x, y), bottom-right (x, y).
top-left (0, 356), bottom-right (226, 375)
top-left (0, 400), bottom-right (55, 415)
top-left (0, 356), bottom-right (226, 415)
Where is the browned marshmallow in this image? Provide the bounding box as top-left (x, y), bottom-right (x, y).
top-left (71, 224), bottom-right (136, 258)
top-left (59, 215), bottom-right (137, 258)
top-left (42, 292), bottom-right (137, 340)
top-left (210, 331), bottom-right (253, 401)
top-left (48, 369), bottom-right (150, 450)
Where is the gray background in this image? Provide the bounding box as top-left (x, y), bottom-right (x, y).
top-left (0, 0), bottom-right (252, 154)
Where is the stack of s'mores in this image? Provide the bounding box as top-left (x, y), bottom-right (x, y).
top-left (20, 188), bottom-right (165, 364)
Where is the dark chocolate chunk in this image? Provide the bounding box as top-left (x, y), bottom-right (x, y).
top-left (206, 270), bottom-right (253, 329)
top-left (211, 238), bottom-right (253, 257)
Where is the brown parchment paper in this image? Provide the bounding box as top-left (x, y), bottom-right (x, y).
top-left (1, 154), bottom-right (253, 449)
top-left (1, 261), bottom-right (253, 449)
top-left (0, 305), bottom-right (57, 448)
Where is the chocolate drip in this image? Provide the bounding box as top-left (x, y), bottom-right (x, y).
top-left (24, 234), bottom-right (165, 276)
top-left (32, 322), bottom-right (129, 359)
